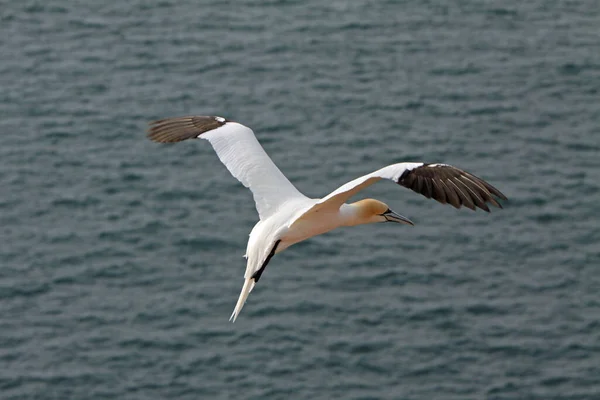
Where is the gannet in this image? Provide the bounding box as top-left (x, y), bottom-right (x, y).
top-left (147, 116), bottom-right (507, 322)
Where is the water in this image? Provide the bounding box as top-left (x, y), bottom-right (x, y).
top-left (1, 1), bottom-right (599, 399)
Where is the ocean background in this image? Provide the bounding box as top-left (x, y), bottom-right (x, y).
top-left (1, 0), bottom-right (599, 399)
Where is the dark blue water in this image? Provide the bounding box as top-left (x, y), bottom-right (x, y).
top-left (1, 1), bottom-right (599, 399)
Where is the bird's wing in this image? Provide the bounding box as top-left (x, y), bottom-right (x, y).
top-left (293, 162), bottom-right (507, 222)
top-left (147, 116), bottom-right (306, 220)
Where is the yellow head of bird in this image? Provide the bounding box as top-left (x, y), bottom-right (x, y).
top-left (350, 199), bottom-right (414, 226)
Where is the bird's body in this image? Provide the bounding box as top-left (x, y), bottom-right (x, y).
top-left (148, 116), bottom-right (507, 321)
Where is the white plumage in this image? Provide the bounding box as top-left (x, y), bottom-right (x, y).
top-left (148, 116), bottom-right (507, 322)
top-left (202, 123), bottom-right (305, 220)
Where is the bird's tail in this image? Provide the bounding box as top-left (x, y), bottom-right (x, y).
top-left (230, 278), bottom-right (255, 323)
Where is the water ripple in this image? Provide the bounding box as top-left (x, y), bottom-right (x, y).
top-left (2, 0), bottom-right (600, 399)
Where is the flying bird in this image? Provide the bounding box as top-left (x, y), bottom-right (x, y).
top-left (147, 116), bottom-right (507, 322)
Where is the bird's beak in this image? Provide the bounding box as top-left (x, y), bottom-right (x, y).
top-left (382, 209), bottom-right (414, 226)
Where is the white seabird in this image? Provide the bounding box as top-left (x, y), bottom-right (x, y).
top-left (147, 116), bottom-right (507, 322)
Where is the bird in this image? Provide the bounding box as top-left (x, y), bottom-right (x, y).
top-left (147, 115), bottom-right (507, 322)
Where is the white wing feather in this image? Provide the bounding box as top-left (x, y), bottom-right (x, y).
top-left (201, 122), bottom-right (307, 220)
top-left (293, 163), bottom-right (423, 218)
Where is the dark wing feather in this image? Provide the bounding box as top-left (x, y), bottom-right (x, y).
top-left (430, 179), bottom-right (448, 204)
top-left (453, 177), bottom-right (489, 211)
top-left (422, 177), bottom-right (433, 199)
top-left (147, 116), bottom-right (227, 143)
top-left (440, 179), bottom-right (461, 208)
top-left (448, 179), bottom-right (476, 210)
top-left (398, 163), bottom-right (507, 212)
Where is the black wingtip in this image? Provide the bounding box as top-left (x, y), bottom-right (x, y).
top-left (147, 116), bottom-right (227, 143)
top-left (398, 163), bottom-right (507, 212)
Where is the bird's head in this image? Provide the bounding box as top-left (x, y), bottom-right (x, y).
top-left (350, 199), bottom-right (414, 226)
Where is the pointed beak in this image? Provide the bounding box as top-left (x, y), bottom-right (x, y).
top-left (382, 209), bottom-right (414, 226)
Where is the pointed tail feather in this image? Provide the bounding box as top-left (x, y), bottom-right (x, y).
top-left (230, 278), bottom-right (255, 322)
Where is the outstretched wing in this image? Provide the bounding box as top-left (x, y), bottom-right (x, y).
top-left (301, 162), bottom-right (506, 216)
top-left (147, 116), bottom-right (307, 220)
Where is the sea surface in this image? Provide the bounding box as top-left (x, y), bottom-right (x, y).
top-left (1, 1), bottom-right (599, 399)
